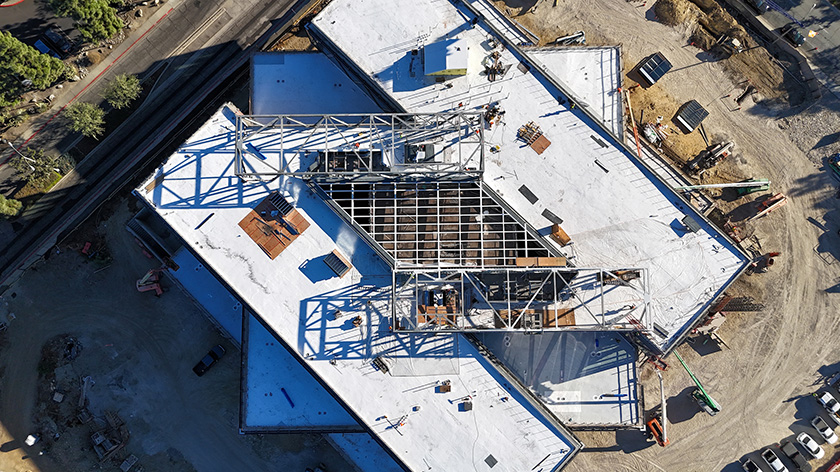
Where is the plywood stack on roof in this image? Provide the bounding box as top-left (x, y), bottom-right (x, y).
top-left (238, 196), bottom-right (310, 260)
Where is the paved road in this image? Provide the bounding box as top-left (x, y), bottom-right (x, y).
top-left (0, 0), bottom-right (313, 291)
top-left (0, 0), bottom-right (77, 45)
top-left (756, 0), bottom-right (840, 98)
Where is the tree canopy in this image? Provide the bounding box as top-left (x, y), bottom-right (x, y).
top-left (50, 0), bottom-right (123, 42)
top-left (65, 102), bottom-right (105, 139)
top-left (0, 195), bottom-right (23, 218)
top-left (103, 73), bottom-right (141, 109)
top-left (8, 147), bottom-right (62, 189)
top-left (0, 31), bottom-right (68, 107)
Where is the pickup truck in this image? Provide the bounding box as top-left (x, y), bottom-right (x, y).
top-left (815, 391), bottom-right (840, 424)
top-left (780, 439), bottom-right (811, 472)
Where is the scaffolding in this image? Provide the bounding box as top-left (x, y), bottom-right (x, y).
top-left (233, 113), bottom-right (485, 179)
top-left (391, 267), bottom-right (650, 333)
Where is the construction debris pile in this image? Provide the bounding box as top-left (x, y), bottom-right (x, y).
top-left (31, 334), bottom-right (143, 471)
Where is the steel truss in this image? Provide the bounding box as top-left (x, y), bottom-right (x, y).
top-left (234, 113), bottom-right (485, 179)
top-left (314, 179), bottom-right (554, 268)
top-left (391, 267), bottom-right (650, 333)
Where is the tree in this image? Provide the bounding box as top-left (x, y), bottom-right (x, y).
top-left (65, 102), bottom-right (105, 139)
top-left (49, 0), bottom-right (123, 42)
top-left (0, 31), bottom-right (69, 107)
top-left (8, 148), bottom-right (61, 189)
top-left (103, 74), bottom-right (140, 109)
top-left (0, 195), bottom-right (23, 218)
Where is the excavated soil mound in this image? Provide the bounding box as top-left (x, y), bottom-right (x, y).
top-left (654, 0), bottom-right (700, 26)
top-left (697, 2), bottom-right (749, 42)
top-left (689, 27), bottom-right (716, 50)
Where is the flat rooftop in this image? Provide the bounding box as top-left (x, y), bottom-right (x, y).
top-left (477, 332), bottom-right (639, 427)
top-left (526, 46), bottom-right (623, 137)
top-left (309, 0), bottom-right (748, 351)
top-left (250, 52), bottom-right (380, 116)
top-left (136, 104), bottom-right (582, 471)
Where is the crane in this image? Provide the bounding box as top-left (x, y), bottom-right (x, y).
top-left (647, 370), bottom-right (670, 447)
top-left (674, 351), bottom-right (721, 416)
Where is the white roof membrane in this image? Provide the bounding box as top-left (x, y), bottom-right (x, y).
top-left (309, 0), bottom-right (748, 351)
top-left (136, 105), bottom-right (582, 472)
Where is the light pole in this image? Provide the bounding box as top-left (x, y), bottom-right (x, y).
top-left (1, 138), bottom-right (36, 171)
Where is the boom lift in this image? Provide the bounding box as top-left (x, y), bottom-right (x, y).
top-left (674, 351), bottom-right (721, 416)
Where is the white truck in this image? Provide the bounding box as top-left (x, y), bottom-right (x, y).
top-left (815, 391), bottom-right (840, 424)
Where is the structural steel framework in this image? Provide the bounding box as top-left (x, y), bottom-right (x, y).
top-left (314, 180), bottom-right (555, 268)
top-left (234, 113), bottom-right (485, 179)
top-left (391, 268), bottom-right (650, 333)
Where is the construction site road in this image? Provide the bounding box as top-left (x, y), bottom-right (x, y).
top-left (0, 0), bottom-right (313, 292)
top-left (0, 204), bottom-right (352, 472)
top-left (498, 0), bottom-right (840, 470)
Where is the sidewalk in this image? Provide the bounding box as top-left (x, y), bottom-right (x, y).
top-left (0, 0), bottom-right (185, 163)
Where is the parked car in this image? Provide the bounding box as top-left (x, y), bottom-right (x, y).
top-left (33, 39), bottom-right (60, 59)
top-left (816, 391), bottom-right (840, 414)
top-left (797, 432), bottom-right (824, 459)
top-left (780, 439), bottom-right (811, 472)
top-left (741, 458), bottom-right (761, 472)
top-left (42, 27), bottom-right (74, 58)
top-left (811, 415), bottom-right (838, 444)
top-left (782, 24), bottom-right (806, 48)
top-left (192, 344), bottom-right (226, 376)
top-left (761, 447), bottom-right (788, 472)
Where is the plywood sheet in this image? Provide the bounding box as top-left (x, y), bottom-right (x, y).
top-left (238, 197), bottom-right (310, 260)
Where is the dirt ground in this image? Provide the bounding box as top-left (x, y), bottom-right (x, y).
top-left (496, 0), bottom-right (840, 471)
top-left (0, 202), bottom-right (351, 472)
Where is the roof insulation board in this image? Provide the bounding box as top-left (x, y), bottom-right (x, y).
top-left (423, 38), bottom-right (469, 75)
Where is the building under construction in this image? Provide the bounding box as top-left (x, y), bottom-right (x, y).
top-left (130, 0), bottom-right (750, 470)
